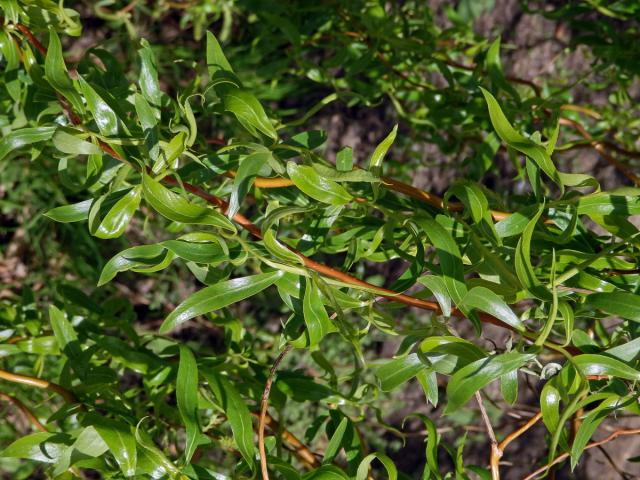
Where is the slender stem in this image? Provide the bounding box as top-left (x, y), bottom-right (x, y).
top-left (551, 242), bottom-right (625, 287)
top-left (253, 411), bottom-right (320, 470)
top-left (536, 258), bottom-right (558, 347)
top-left (259, 344), bottom-right (293, 479)
top-left (279, 93), bottom-right (339, 129)
top-left (476, 391), bottom-right (501, 480)
top-left (522, 428), bottom-right (640, 480)
top-left (559, 117), bottom-right (640, 186)
top-left (0, 392), bottom-right (49, 432)
top-left (498, 412), bottom-right (542, 453)
top-left (0, 368), bottom-right (76, 403)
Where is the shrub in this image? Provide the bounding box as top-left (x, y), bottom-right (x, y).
top-left (1, 2), bottom-right (639, 479)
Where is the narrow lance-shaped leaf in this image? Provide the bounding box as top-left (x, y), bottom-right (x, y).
top-left (287, 162), bottom-right (353, 206)
top-left (142, 174), bottom-right (235, 231)
top-left (1, 432), bottom-right (70, 464)
top-left (356, 453), bottom-right (398, 480)
top-left (480, 87), bottom-right (561, 188)
top-left (416, 216), bottom-right (468, 313)
top-left (323, 417), bottom-right (349, 464)
top-left (570, 396), bottom-right (622, 469)
top-left (404, 414), bottom-right (441, 480)
top-left (336, 146), bottom-right (353, 172)
top-left (540, 381), bottom-right (562, 437)
top-left (417, 275), bottom-right (451, 317)
top-left (92, 187), bottom-right (142, 239)
top-left (302, 279), bottom-right (336, 348)
top-left (228, 152), bottom-right (271, 218)
top-left (49, 305), bottom-right (81, 360)
top-left (376, 353), bottom-right (426, 392)
top-left (572, 354), bottom-right (640, 380)
top-left (369, 125), bottom-right (397, 198)
top-left (461, 286), bottom-right (525, 332)
top-left (86, 413), bottom-right (137, 477)
top-left (223, 89), bottom-right (278, 141)
top-left (500, 369), bottom-right (518, 405)
top-left (98, 244), bottom-right (171, 286)
top-left (416, 369), bottom-right (439, 407)
top-left (485, 37), bottom-right (519, 101)
top-left (45, 199), bottom-right (92, 223)
top-left (587, 291), bottom-right (640, 322)
top-left (45, 27), bottom-right (84, 113)
top-left (160, 271), bottom-right (284, 333)
top-left (515, 204), bottom-right (551, 300)
top-left (135, 421), bottom-right (181, 478)
top-left (77, 76), bottom-right (119, 136)
top-left (52, 129), bottom-right (102, 156)
top-left (138, 39), bottom-right (162, 107)
top-left (577, 193), bottom-right (640, 217)
top-left (134, 93), bottom-right (160, 162)
top-left (203, 371), bottom-right (255, 469)
top-left (177, 346), bottom-right (201, 464)
top-left (605, 337), bottom-right (640, 362)
top-left (0, 126), bottom-right (57, 161)
top-left (206, 31), bottom-right (234, 76)
top-left (445, 352), bottom-right (535, 413)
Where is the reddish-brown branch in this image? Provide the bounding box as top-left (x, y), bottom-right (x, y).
top-left (499, 412), bottom-right (542, 453)
top-left (608, 268), bottom-right (640, 276)
top-left (15, 24), bottom-right (46, 55)
top-left (559, 117), bottom-right (640, 186)
top-left (259, 344), bottom-right (295, 479)
top-left (476, 391), bottom-right (501, 480)
top-left (253, 411), bottom-right (320, 470)
top-left (164, 172), bottom-right (521, 331)
top-left (492, 411), bottom-right (542, 478)
top-left (0, 368), bottom-right (76, 404)
top-left (522, 428), bottom-right (640, 480)
top-left (0, 392), bottom-right (49, 432)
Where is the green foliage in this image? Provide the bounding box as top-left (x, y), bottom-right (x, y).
top-left (1, 1), bottom-right (640, 479)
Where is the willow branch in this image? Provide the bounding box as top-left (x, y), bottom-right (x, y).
top-left (0, 392), bottom-right (49, 432)
top-left (12, 22), bottom-right (579, 356)
top-left (522, 428), bottom-right (640, 480)
top-left (225, 164), bottom-right (512, 220)
top-left (559, 117), bottom-right (640, 186)
top-left (498, 411), bottom-right (542, 453)
top-left (0, 368), bottom-right (76, 403)
top-left (253, 411), bottom-right (320, 470)
top-left (259, 344), bottom-right (295, 479)
top-left (476, 391), bottom-right (501, 480)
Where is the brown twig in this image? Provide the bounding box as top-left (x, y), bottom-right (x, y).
top-left (559, 117), bottom-right (640, 186)
top-left (0, 368), bottom-right (76, 403)
top-left (225, 169), bottom-right (513, 220)
top-left (442, 56), bottom-right (542, 97)
top-left (254, 411), bottom-right (320, 470)
top-left (476, 391), bottom-right (501, 480)
top-left (522, 428), bottom-right (640, 480)
top-left (607, 268), bottom-right (640, 276)
top-left (498, 412), bottom-right (542, 453)
top-left (595, 445), bottom-right (633, 480)
top-left (259, 344), bottom-right (294, 479)
top-left (0, 392), bottom-right (49, 432)
top-left (559, 104), bottom-right (601, 119)
top-left (15, 23), bottom-right (46, 55)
